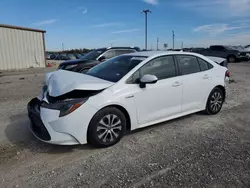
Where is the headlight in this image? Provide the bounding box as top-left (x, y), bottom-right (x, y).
top-left (65, 64), bottom-right (78, 70)
top-left (41, 98), bottom-right (88, 117)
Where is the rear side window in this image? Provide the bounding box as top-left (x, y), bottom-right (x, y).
top-left (103, 50), bottom-right (115, 59)
top-left (198, 58), bottom-right (208, 71)
top-left (198, 58), bottom-right (213, 71)
top-left (176, 55), bottom-right (200, 75)
top-left (115, 49), bottom-right (135, 56)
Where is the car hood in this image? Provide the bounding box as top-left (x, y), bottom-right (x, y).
top-left (45, 70), bottom-right (114, 97)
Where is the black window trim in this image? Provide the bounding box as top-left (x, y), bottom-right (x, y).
top-left (127, 54), bottom-right (215, 83)
top-left (126, 54), bottom-right (178, 84)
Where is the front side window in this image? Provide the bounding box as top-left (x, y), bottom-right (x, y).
top-left (176, 55), bottom-right (200, 75)
top-left (128, 56), bottom-right (176, 83)
top-left (86, 55), bottom-right (147, 82)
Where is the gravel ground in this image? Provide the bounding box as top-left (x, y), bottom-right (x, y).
top-left (0, 63), bottom-right (250, 188)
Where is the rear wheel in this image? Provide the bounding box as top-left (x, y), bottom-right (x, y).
top-left (204, 87), bottom-right (225, 115)
top-left (87, 107), bottom-right (126, 147)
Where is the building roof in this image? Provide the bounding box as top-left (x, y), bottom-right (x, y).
top-left (0, 24), bottom-right (46, 33)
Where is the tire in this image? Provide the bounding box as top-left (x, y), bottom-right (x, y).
top-left (227, 55), bottom-right (236, 63)
top-left (204, 87), bottom-right (225, 115)
top-left (87, 107), bottom-right (126, 148)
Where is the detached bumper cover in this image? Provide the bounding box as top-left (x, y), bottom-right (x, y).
top-left (27, 97), bottom-right (98, 145)
top-left (28, 98), bottom-right (51, 141)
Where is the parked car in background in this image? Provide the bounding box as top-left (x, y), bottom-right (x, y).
top-left (49, 53), bottom-right (58, 60)
top-left (58, 47), bottom-right (139, 73)
top-left (193, 45), bottom-right (249, 63)
top-left (46, 53), bottom-right (51, 60)
top-left (74, 54), bottom-right (84, 59)
top-left (55, 54), bottom-right (68, 60)
top-left (28, 51), bottom-right (228, 147)
top-left (66, 54), bottom-right (76, 60)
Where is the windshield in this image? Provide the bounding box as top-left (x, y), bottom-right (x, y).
top-left (86, 55), bottom-right (147, 82)
top-left (82, 48), bottom-right (106, 60)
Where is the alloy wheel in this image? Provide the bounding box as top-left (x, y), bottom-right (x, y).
top-left (97, 114), bottom-right (122, 143)
top-left (210, 92), bottom-right (223, 113)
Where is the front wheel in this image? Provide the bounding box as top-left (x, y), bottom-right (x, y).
top-left (204, 87), bottom-right (225, 115)
top-left (87, 107), bottom-right (126, 147)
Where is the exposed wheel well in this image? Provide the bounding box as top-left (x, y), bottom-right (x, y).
top-left (99, 105), bottom-right (131, 132)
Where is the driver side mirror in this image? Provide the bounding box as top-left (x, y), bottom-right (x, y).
top-left (98, 56), bottom-right (106, 62)
top-left (139, 74), bottom-right (158, 88)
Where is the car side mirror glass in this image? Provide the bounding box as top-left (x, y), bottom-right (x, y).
top-left (139, 74), bottom-right (158, 88)
top-left (98, 56), bottom-right (106, 62)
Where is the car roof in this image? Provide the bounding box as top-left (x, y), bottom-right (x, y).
top-left (107, 47), bottom-right (138, 50)
top-left (126, 50), bottom-right (203, 57)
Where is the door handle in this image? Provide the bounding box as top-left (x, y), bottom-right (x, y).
top-left (172, 81), bottom-right (181, 87)
top-left (203, 75), bottom-right (209, 79)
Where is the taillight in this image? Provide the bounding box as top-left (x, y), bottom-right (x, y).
top-left (225, 70), bottom-right (230, 77)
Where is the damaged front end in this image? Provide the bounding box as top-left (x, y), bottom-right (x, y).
top-left (41, 89), bottom-right (103, 117)
top-left (36, 69), bottom-right (115, 116)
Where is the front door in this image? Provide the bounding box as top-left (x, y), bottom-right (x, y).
top-left (127, 55), bottom-right (183, 125)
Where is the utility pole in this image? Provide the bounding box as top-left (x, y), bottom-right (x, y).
top-left (141, 9), bottom-right (151, 50)
top-left (62, 43), bottom-right (64, 51)
top-left (181, 41), bottom-right (183, 49)
top-left (157, 38), bottom-right (159, 50)
top-left (172, 31), bottom-right (175, 50)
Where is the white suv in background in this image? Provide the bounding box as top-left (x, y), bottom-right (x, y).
top-left (28, 51), bottom-right (229, 147)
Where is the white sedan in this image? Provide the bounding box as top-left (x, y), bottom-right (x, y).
top-left (28, 51), bottom-right (229, 147)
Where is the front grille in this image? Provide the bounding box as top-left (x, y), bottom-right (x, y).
top-left (28, 98), bottom-right (51, 141)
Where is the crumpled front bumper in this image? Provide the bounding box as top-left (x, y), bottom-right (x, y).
top-left (27, 97), bottom-right (97, 145)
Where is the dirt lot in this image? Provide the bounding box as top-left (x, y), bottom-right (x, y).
top-left (0, 63), bottom-right (250, 188)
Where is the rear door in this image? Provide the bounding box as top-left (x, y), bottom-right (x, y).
top-left (175, 55), bottom-right (213, 112)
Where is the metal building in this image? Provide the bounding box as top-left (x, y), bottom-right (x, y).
top-left (0, 24), bottom-right (46, 70)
